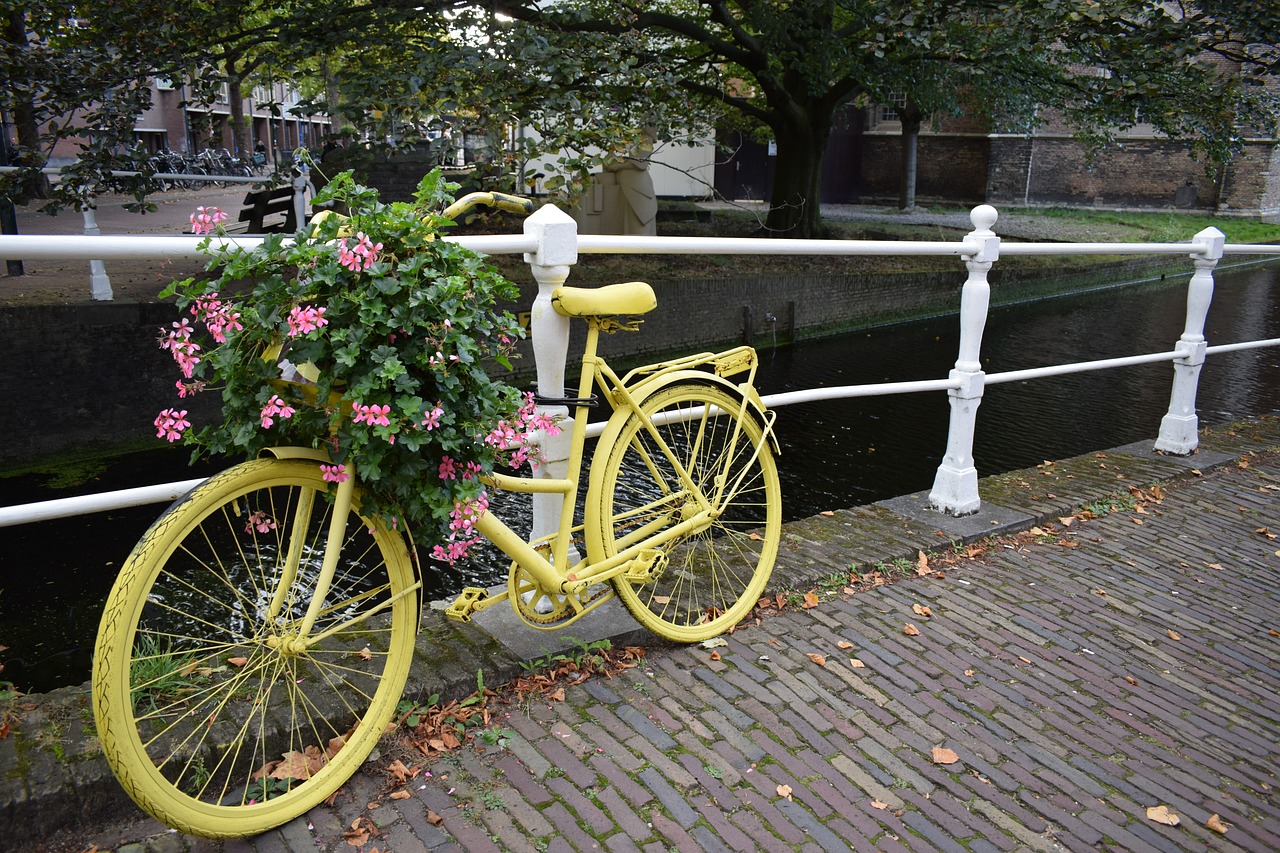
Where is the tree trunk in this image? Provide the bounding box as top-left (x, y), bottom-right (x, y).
top-left (897, 98), bottom-right (923, 211)
top-left (227, 73), bottom-right (250, 159)
top-left (763, 117), bottom-right (832, 239)
top-left (3, 8), bottom-right (50, 198)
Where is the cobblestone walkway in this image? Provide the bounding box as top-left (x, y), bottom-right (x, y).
top-left (44, 425), bottom-right (1280, 852)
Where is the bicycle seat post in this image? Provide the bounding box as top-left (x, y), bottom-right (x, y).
top-left (523, 205), bottom-right (580, 559)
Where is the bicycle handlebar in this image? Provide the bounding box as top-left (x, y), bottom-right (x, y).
top-left (443, 191), bottom-right (535, 221)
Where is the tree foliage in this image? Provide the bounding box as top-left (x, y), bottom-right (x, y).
top-left (495, 0), bottom-right (1279, 236)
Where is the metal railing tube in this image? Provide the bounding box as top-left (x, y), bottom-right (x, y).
top-left (0, 479), bottom-right (206, 528)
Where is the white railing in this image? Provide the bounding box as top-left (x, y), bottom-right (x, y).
top-left (0, 165), bottom-right (309, 300)
top-left (0, 203), bottom-right (1278, 531)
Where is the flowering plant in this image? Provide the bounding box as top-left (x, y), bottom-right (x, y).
top-left (155, 169), bottom-right (555, 562)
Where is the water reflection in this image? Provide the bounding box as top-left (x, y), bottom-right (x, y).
top-left (2, 263), bottom-right (1277, 693)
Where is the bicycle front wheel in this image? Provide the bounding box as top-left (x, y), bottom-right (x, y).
top-left (93, 458), bottom-right (417, 838)
top-left (588, 382), bottom-right (781, 642)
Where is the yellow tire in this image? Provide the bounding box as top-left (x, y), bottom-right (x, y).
top-left (588, 382), bottom-right (781, 642)
top-left (93, 459), bottom-right (417, 838)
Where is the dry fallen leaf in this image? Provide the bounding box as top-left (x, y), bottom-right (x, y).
top-left (1206, 813), bottom-right (1228, 834)
top-left (931, 746), bottom-right (960, 765)
top-left (1167, 630), bottom-right (1181, 641)
top-left (389, 790), bottom-right (411, 800)
top-left (807, 653), bottom-right (827, 666)
top-left (426, 809), bottom-right (445, 826)
top-left (963, 669), bottom-right (975, 677)
top-left (357, 646), bottom-right (373, 661)
top-left (849, 658), bottom-right (867, 668)
top-left (777, 784), bottom-right (793, 800)
top-left (870, 799), bottom-right (889, 810)
top-left (1146, 805), bottom-right (1180, 826)
top-left (903, 623), bottom-right (921, 636)
top-left (912, 603), bottom-right (934, 619)
top-left (1059, 516), bottom-right (1075, 527)
top-left (819, 510), bottom-right (835, 517)
top-left (228, 656), bottom-right (248, 668)
top-left (837, 640), bottom-right (854, 650)
top-left (549, 687), bottom-right (566, 702)
top-left (1125, 676), bottom-right (1140, 686)
top-left (709, 651), bottom-right (721, 662)
top-left (916, 551), bottom-right (929, 574)
top-left (802, 590), bottom-right (821, 609)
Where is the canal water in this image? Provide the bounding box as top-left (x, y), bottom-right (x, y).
top-left (2, 261), bottom-right (1278, 694)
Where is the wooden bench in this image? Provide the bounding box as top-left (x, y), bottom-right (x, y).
top-left (234, 186), bottom-right (298, 233)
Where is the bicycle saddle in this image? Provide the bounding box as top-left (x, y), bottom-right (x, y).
top-left (552, 281), bottom-right (656, 318)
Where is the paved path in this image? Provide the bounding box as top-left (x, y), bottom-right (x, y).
top-left (38, 418), bottom-right (1279, 853)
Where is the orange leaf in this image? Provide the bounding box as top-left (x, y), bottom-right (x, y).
top-left (931, 746), bottom-right (959, 765)
top-left (709, 651), bottom-right (721, 661)
top-left (390, 790), bottom-right (411, 800)
top-left (916, 551), bottom-right (929, 574)
top-left (228, 656), bottom-right (248, 667)
top-left (1146, 805), bottom-right (1180, 826)
top-left (849, 658), bottom-right (866, 668)
top-left (549, 687), bottom-right (566, 702)
top-left (870, 799), bottom-right (889, 810)
top-left (1206, 813), bottom-right (1228, 834)
top-left (837, 640), bottom-right (854, 650)
top-left (748, 532), bottom-right (763, 541)
top-left (903, 623), bottom-right (921, 636)
top-left (819, 510), bottom-right (835, 516)
top-left (776, 784), bottom-right (793, 800)
top-left (357, 646), bottom-right (373, 661)
top-left (1125, 676), bottom-right (1139, 686)
top-left (1167, 630), bottom-right (1181, 641)
top-left (802, 590), bottom-right (820, 609)
top-left (807, 653), bottom-right (827, 666)
top-left (912, 603), bottom-right (934, 619)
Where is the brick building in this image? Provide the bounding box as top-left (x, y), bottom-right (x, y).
top-left (43, 78), bottom-right (331, 166)
top-left (716, 97), bottom-right (1280, 219)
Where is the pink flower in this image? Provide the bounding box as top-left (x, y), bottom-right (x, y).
top-left (245, 510), bottom-right (277, 534)
top-left (437, 456), bottom-right (457, 481)
top-left (420, 404), bottom-right (444, 430)
top-left (189, 206), bottom-right (228, 235)
top-left (286, 305), bottom-right (329, 337)
top-left (154, 408), bottom-right (190, 442)
top-left (351, 403), bottom-right (392, 427)
top-left (320, 463), bottom-right (348, 483)
top-left (192, 293), bottom-right (243, 343)
top-left (260, 394), bottom-right (296, 429)
top-left (336, 232), bottom-right (382, 272)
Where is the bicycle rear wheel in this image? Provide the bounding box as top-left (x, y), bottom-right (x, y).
top-left (588, 381), bottom-right (781, 642)
top-left (93, 458), bottom-right (417, 838)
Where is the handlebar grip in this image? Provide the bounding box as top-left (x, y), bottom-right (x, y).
top-left (488, 192), bottom-right (535, 215)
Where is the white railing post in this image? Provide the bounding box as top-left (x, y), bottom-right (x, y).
top-left (522, 204), bottom-right (579, 550)
top-left (293, 166), bottom-right (310, 225)
top-left (82, 207), bottom-right (113, 300)
top-left (1154, 226), bottom-right (1225, 455)
top-left (929, 205), bottom-right (1000, 515)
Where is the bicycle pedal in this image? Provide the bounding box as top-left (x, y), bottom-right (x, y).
top-left (623, 549), bottom-right (666, 584)
top-left (444, 587), bottom-right (489, 622)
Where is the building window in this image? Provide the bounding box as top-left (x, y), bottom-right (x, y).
top-left (880, 92), bottom-right (908, 122)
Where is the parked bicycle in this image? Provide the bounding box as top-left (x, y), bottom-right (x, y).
top-left (91, 187), bottom-right (781, 839)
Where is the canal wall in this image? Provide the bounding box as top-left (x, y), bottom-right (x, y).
top-left (0, 254), bottom-right (1218, 469)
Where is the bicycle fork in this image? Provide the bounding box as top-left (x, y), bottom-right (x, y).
top-left (264, 470), bottom-right (419, 653)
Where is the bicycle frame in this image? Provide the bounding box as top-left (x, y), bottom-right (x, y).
top-left (446, 310), bottom-right (776, 628)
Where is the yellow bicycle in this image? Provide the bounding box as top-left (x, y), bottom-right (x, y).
top-left (92, 193), bottom-right (782, 838)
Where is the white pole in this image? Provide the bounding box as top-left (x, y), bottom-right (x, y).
top-left (1154, 226), bottom-right (1225, 454)
top-left (82, 207), bottom-right (113, 300)
top-left (929, 205), bottom-right (1000, 515)
top-left (522, 205), bottom-right (579, 555)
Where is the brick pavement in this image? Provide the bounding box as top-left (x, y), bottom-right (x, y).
top-left (38, 418), bottom-right (1280, 851)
